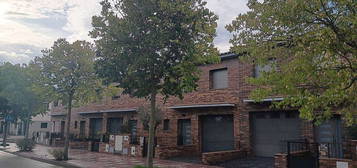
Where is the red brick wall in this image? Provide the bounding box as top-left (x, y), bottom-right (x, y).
top-left (49, 56), bottom-right (320, 160)
top-left (202, 150), bottom-right (247, 165)
top-left (274, 153), bottom-right (288, 168)
top-left (319, 158), bottom-right (357, 168)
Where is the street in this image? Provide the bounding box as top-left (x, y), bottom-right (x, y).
top-left (0, 151), bottom-right (62, 168)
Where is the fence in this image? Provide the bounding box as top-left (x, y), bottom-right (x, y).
top-left (285, 140), bottom-right (357, 168)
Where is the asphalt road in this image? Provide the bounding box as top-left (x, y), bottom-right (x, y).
top-left (0, 151), bottom-right (62, 168)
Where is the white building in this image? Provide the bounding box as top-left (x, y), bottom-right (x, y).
top-left (29, 112), bottom-right (53, 145)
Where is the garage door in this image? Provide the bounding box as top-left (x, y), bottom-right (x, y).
top-left (252, 111), bottom-right (301, 157)
top-left (202, 115), bottom-right (234, 152)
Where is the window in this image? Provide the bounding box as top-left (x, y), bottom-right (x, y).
top-left (129, 120), bottom-right (137, 135)
top-left (79, 121), bottom-right (86, 138)
top-left (178, 119), bottom-right (192, 145)
top-left (74, 121), bottom-right (78, 129)
top-left (210, 68), bottom-right (228, 89)
top-left (40, 123), bottom-right (48, 128)
top-left (89, 118), bottom-right (103, 139)
top-left (254, 59), bottom-right (276, 78)
top-left (107, 118), bottom-right (123, 134)
top-left (163, 119), bottom-right (170, 131)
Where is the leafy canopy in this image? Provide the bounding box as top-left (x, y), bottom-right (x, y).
top-left (227, 0), bottom-right (357, 124)
top-left (0, 63), bottom-right (45, 120)
top-left (91, 0), bottom-right (219, 99)
top-left (31, 39), bottom-right (112, 106)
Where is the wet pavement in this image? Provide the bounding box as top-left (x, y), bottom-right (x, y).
top-left (218, 157), bottom-right (274, 168)
top-left (4, 144), bottom-right (219, 168)
top-left (0, 151), bottom-right (62, 168)
top-left (0, 142), bottom-right (274, 168)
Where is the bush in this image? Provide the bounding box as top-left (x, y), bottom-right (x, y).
top-left (48, 149), bottom-right (65, 161)
top-left (16, 139), bottom-right (35, 152)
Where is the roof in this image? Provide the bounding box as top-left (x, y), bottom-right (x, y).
top-left (50, 112), bottom-right (67, 116)
top-left (31, 112), bottom-right (51, 121)
top-left (220, 52), bottom-right (239, 60)
top-left (243, 97), bottom-right (284, 103)
top-left (169, 103), bottom-right (235, 109)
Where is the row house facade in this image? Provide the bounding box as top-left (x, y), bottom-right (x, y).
top-left (49, 52), bottom-right (353, 165)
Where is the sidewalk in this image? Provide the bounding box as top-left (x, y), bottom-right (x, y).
top-left (2, 143), bottom-right (220, 168)
top-left (0, 135), bottom-right (25, 143)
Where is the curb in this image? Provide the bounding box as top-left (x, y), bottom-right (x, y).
top-left (0, 149), bottom-right (81, 168)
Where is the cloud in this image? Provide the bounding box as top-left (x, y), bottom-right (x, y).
top-left (206, 0), bottom-right (249, 52)
top-left (0, 0), bottom-right (250, 64)
top-left (0, 43), bottom-right (42, 64)
top-left (63, 0), bottom-right (102, 42)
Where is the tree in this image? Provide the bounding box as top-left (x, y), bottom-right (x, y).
top-left (91, 0), bottom-right (219, 166)
top-left (227, 0), bottom-right (357, 124)
top-left (0, 63), bottom-right (46, 139)
top-left (138, 105), bottom-right (163, 132)
top-left (33, 39), bottom-right (103, 160)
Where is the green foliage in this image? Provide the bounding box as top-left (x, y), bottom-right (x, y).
top-left (138, 105), bottom-right (163, 130)
top-left (227, 0), bottom-right (357, 124)
top-left (31, 39), bottom-right (103, 105)
top-left (16, 138), bottom-right (35, 152)
top-left (0, 63), bottom-right (45, 121)
top-left (0, 97), bottom-right (10, 118)
top-left (120, 122), bottom-right (131, 134)
top-left (31, 38), bottom-right (114, 160)
top-left (91, 0), bottom-right (220, 100)
top-left (48, 149), bottom-right (65, 161)
top-left (92, 1), bottom-right (219, 166)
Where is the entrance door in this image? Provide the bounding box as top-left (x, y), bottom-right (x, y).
top-left (202, 115), bottom-right (234, 152)
top-left (252, 111), bottom-right (301, 157)
top-left (90, 118), bottom-right (103, 139)
top-left (178, 119), bottom-right (192, 146)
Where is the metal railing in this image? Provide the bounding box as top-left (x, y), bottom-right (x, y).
top-left (285, 140), bottom-right (356, 160)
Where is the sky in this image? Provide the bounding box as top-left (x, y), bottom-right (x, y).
top-left (0, 0), bottom-right (249, 64)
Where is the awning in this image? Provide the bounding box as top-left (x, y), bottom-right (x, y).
top-left (78, 111), bottom-right (101, 115)
top-left (101, 108), bottom-right (137, 113)
top-left (169, 103), bottom-right (235, 109)
top-left (243, 97), bottom-right (284, 103)
top-left (50, 112), bottom-right (66, 116)
top-left (79, 108), bottom-right (137, 115)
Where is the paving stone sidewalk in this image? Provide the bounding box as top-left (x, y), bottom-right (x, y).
top-left (3, 143), bottom-right (220, 168)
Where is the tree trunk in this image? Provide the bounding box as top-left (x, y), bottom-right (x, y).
top-left (146, 91), bottom-right (156, 168)
top-left (63, 93), bottom-right (73, 160)
top-left (2, 120), bottom-right (8, 147)
top-left (25, 109), bottom-right (32, 140)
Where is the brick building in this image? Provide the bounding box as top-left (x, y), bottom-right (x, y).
top-left (49, 52), bottom-right (352, 165)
